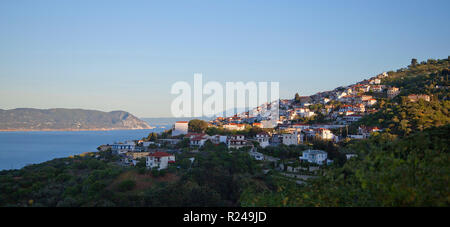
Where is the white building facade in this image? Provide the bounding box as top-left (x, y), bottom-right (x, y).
top-left (111, 141), bottom-right (136, 154)
top-left (300, 150), bottom-right (328, 165)
top-left (146, 152), bottom-right (175, 170)
top-left (172, 121), bottom-right (189, 136)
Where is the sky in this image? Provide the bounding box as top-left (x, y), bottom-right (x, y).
top-left (0, 0), bottom-right (449, 118)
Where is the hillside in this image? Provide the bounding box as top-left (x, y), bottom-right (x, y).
top-left (240, 125), bottom-right (450, 207)
top-left (0, 108), bottom-right (152, 131)
top-left (382, 57), bottom-right (449, 99)
top-left (350, 57), bottom-right (450, 136)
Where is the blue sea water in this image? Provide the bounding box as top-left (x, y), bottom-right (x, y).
top-left (0, 127), bottom-right (167, 171)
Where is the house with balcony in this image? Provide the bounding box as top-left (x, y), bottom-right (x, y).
top-left (387, 87), bottom-right (400, 98)
top-left (146, 152), bottom-right (175, 170)
top-left (299, 150), bottom-right (328, 165)
top-left (255, 132), bottom-right (270, 148)
top-left (187, 133), bottom-right (209, 147)
top-left (111, 141), bottom-right (136, 155)
top-left (210, 135), bottom-right (228, 145)
top-left (227, 135), bottom-right (250, 149)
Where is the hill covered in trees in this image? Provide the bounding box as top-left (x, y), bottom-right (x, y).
top-left (0, 108), bottom-right (152, 131)
top-left (383, 57), bottom-right (449, 99)
top-left (350, 57), bottom-right (450, 136)
top-left (0, 146), bottom-right (264, 207)
top-left (240, 57), bottom-right (450, 207)
top-left (241, 125), bottom-right (449, 206)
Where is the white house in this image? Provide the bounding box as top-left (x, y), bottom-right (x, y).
top-left (316, 128), bottom-right (335, 140)
top-left (210, 135), bottom-right (228, 145)
top-left (255, 132), bottom-right (270, 148)
top-left (363, 98), bottom-right (377, 106)
top-left (281, 132), bottom-right (302, 145)
top-left (387, 87), bottom-right (400, 99)
top-left (370, 85), bottom-right (384, 92)
top-left (172, 121), bottom-right (189, 136)
top-left (111, 141), bottom-right (136, 154)
top-left (321, 97), bottom-right (330, 104)
top-left (369, 78), bottom-right (381, 85)
top-left (223, 123), bottom-right (246, 131)
top-left (337, 91), bottom-right (348, 99)
top-left (146, 152), bottom-right (175, 170)
top-left (190, 135), bottom-right (209, 147)
top-left (228, 135), bottom-right (245, 141)
top-left (227, 135), bottom-right (249, 149)
top-left (300, 150), bottom-right (328, 165)
top-left (294, 108), bottom-right (316, 118)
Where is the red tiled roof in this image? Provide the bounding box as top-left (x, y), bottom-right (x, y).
top-left (184, 133), bottom-right (206, 138)
top-left (149, 152), bottom-right (173, 157)
top-left (191, 136), bottom-right (206, 141)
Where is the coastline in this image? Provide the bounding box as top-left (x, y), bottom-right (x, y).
top-left (0, 127), bottom-right (156, 132)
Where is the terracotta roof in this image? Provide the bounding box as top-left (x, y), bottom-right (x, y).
top-left (191, 136), bottom-right (207, 141)
top-left (184, 133), bottom-right (206, 138)
top-left (149, 152), bottom-right (173, 157)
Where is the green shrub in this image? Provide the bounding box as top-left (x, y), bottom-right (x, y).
top-left (117, 180), bottom-right (136, 192)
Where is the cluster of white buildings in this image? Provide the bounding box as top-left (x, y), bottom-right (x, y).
top-left (183, 133), bottom-right (252, 149)
top-left (106, 71), bottom-right (403, 172)
top-left (109, 138), bottom-right (177, 171)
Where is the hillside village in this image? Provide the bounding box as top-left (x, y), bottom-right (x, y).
top-left (1, 57), bottom-right (448, 207)
top-left (101, 58), bottom-right (444, 183)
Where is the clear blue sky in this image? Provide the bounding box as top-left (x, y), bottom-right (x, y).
top-left (0, 0), bottom-right (449, 117)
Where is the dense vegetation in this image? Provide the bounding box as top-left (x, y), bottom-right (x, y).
top-left (352, 57), bottom-right (450, 136)
top-left (354, 99), bottom-right (450, 136)
top-left (241, 125), bottom-right (449, 206)
top-left (240, 57), bottom-right (450, 207)
top-left (384, 57), bottom-right (449, 99)
top-left (0, 148), bottom-right (266, 207)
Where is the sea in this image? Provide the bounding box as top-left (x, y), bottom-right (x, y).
top-left (0, 126), bottom-right (168, 171)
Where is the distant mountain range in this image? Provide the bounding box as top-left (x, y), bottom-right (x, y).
top-left (0, 108), bottom-right (152, 131)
